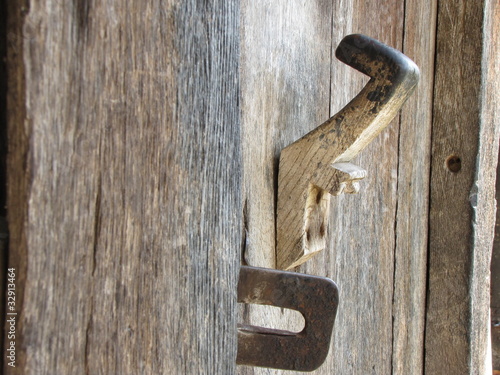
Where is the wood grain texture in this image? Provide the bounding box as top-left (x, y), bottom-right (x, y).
top-left (6, 0), bottom-right (496, 373)
top-left (6, 1), bottom-right (241, 374)
top-left (426, 0), bottom-right (499, 373)
top-left (488, 2), bottom-right (500, 371)
top-left (472, 0), bottom-right (500, 372)
top-left (239, 1), bottom-right (332, 374)
top-left (494, 150), bottom-right (500, 369)
top-left (4, 0), bottom-right (29, 372)
top-left (239, 0), bottom-right (419, 373)
top-left (0, 0), bottom-right (8, 369)
top-left (302, 2), bottom-right (405, 373)
top-left (391, 0), bottom-right (437, 373)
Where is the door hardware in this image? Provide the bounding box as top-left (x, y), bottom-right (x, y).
top-left (276, 34), bottom-right (420, 270)
top-left (236, 266), bottom-right (339, 371)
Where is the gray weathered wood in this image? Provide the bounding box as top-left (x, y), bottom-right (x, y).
top-left (6, 0), bottom-right (497, 373)
top-left (489, 3), bottom-right (500, 372)
top-left (239, 1), bottom-right (332, 374)
top-left (238, 0), bottom-right (444, 373)
top-left (391, 0), bottom-right (437, 373)
top-left (302, 2), bottom-right (406, 373)
top-left (6, 1), bottom-right (241, 374)
top-left (426, 0), bottom-right (499, 373)
top-left (239, 0), bottom-right (425, 373)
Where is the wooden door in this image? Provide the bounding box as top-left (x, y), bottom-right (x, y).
top-left (3, 0), bottom-right (499, 374)
top-left (5, 1), bottom-right (241, 374)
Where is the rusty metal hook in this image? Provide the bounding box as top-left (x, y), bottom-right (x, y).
top-left (236, 35), bottom-right (419, 371)
top-left (276, 34), bottom-right (420, 270)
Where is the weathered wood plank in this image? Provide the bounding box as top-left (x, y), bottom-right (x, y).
top-left (302, 1), bottom-right (406, 374)
top-left (426, 0), bottom-right (499, 373)
top-left (494, 146), bottom-right (500, 370)
top-left (391, 0), bottom-right (437, 373)
top-left (473, 0), bottom-right (500, 373)
top-left (6, 1), bottom-right (241, 374)
top-left (239, 1), bottom-right (332, 373)
top-left (0, 0), bottom-right (8, 369)
top-left (4, 0), bottom-right (29, 372)
top-left (239, 0), bottom-right (424, 373)
top-left (488, 2), bottom-right (500, 372)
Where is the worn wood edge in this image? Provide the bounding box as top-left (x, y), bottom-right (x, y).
top-left (494, 127), bottom-right (500, 370)
top-left (0, 0), bottom-right (8, 369)
top-left (4, 1), bottom-right (29, 374)
top-left (390, 0), bottom-right (438, 373)
top-left (488, 0), bottom-right (500, 370)
top-left (472, 0), bottom-right (500, 372)
top-left (494, 151), bottom-right (500, 369)
top-left (425, 0), bottom-right (498, 372)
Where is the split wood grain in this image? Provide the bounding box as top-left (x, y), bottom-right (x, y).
top-left (391, 0), bottom-right (437, 372)
top-left (239, 1), bottom-right (332, 374)
top-left (494, 147), bottom-right (500, 370)
top-left (6, 1), bottom-right (241, 374)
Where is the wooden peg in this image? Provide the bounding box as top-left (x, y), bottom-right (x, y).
top-left (276, 34), bottom-right (420, 270)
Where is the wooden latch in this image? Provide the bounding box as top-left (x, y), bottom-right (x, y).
top-left (276, 34), bottom-right (420, 270)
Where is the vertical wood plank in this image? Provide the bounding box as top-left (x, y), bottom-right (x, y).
top-left (302, 1), bottom-right (406, 373)
top-left (391, 0), bottom-right (437, 373)
top-left (239, 1), bottom-right (332, 374)
top-left (239, 0), bottom-right (432, 373)
top-left (426, 0), bottom-right (499, 373)
top-left (4, 0), bottom-right (29, 372)
top-left (6, 1), bottom-right (241, 374)
top-left (471, 0), bottom-right (500, 372)
top-left (0, 0), bottom-right (8, 369)
top-left (493, 148), bottom-right (500, 370)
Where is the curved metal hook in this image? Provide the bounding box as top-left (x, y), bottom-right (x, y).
top-left (277, 34), bottom-right (420, 270)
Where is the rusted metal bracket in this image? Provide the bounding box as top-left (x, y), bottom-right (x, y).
top-left (236, 266), bottom-right (339, 371)
top-left (276, 34), bottom-right (420, 270)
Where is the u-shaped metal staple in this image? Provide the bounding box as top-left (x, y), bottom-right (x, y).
top-left (237, 266), bottom-right (339, 371)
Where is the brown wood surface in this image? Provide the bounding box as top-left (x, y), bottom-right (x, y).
top-left (426, 0), bottom-right (499, 373)
top-left (5, 1), bottom-right (241, 374)
top-left (0, 0), bottom-right (8, 370)
top-left (238, 0), bottom-right (494, 374)
top-left (4, 0), bottom-right (498, 374)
